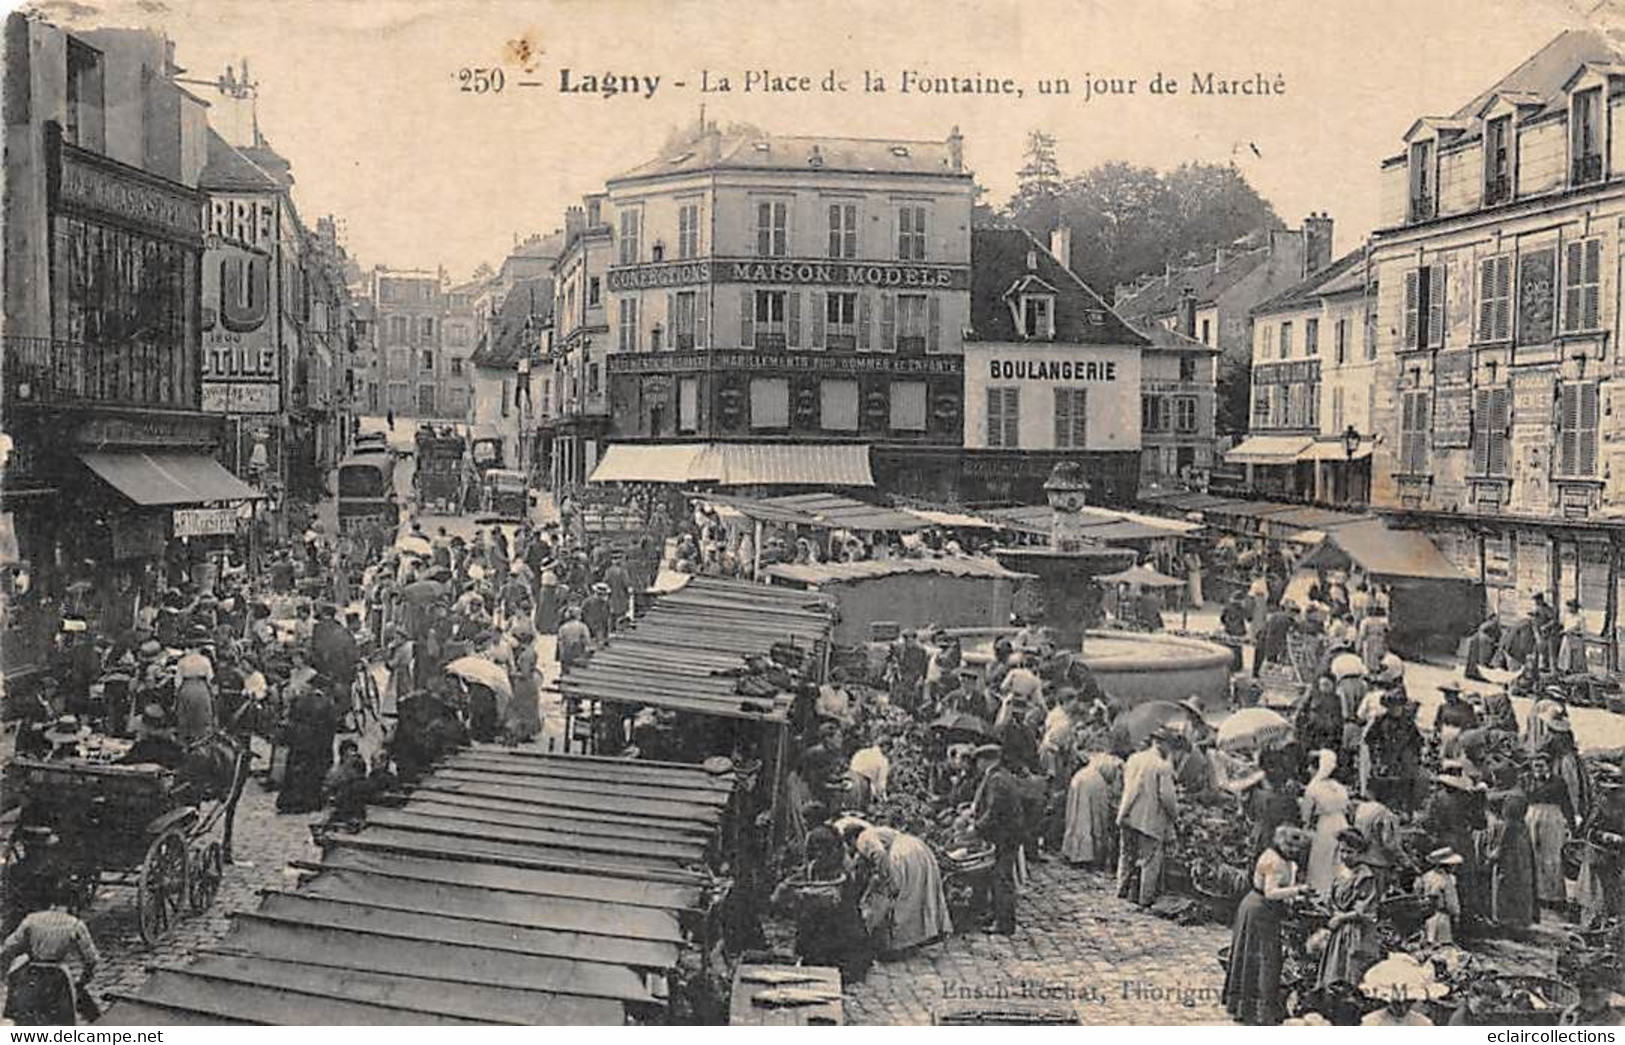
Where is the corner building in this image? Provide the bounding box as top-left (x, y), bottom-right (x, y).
top-left (600, 127), bottom-right (974, 496)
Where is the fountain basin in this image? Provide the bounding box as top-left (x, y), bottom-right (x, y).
top-left (954, 627), bottom-right (1233, 708)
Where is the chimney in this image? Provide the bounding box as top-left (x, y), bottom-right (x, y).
top-left (1049, 224), bottom-right (1073, 271)
top-left (1215, 245), bottom-right (1228, 269)
top-left (586, 194), bottom-right (603, 227)
top-left (1302, 211), bottom-right (1334, 276)
top-left (565, 205), bottom-right (585, 242)
top-left (947, 125), bottom-right (964, 171)
top-left (1177, 287), bottom-right (1197, 339)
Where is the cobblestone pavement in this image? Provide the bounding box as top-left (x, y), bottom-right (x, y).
top-left (79, 742), bottom-right (325, 1009)
top-left (844, 861), bottom-right (1233, 1026)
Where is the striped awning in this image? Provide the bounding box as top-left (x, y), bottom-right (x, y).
top-left (1224, 436), bottom-right (1314, 465)
top-left (590, 443), bottom-right (873, 487)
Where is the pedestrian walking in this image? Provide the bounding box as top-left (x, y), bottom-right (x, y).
top-left (1116, 728), bottom-right (1179, 907)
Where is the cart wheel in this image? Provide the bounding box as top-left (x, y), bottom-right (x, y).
top-left (138, 829), bottom-right (190, 945)
top-left (187, 841), bottom-right (224, 914)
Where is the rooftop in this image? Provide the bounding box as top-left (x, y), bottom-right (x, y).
top-left (1114, 246), bottom-right (1272, 320)
top-left (966, 227), bottom-right (1148, 347)
top-left (1252, 247), bottom-right (1370, 316)
top-left (472, 276), bottom-right (552, 368)
top-left (610, 131), bottom-right (967, 184)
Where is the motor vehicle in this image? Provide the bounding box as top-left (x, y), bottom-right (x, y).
top-left (482, 468), bottom-right (529, 520)
top-left (337, 454), bottom-right (399, 536)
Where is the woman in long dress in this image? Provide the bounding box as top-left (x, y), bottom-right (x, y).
top-left (1062, 750), bottom-right (1125, 868)
top-left (1526, 751), bottom-right (1576, 911)
top-left (1222, 825), bottom-right (1312, 1025)
top-left (1486, 791), bottom-right (1538, 931)
top-left (1317, 828), bottom-right (1385, 992)
top-left (504, 619), bottom-right (541, 743)
top-left (1300, 749), bottom-right (1350, 895)
top-left (1358, 607), bottom-right (1390, 673)
top-left (853, 826), bottom-right (951, 954)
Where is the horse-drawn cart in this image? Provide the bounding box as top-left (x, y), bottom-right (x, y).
top-left (3, 755), bottom-right (241, 944)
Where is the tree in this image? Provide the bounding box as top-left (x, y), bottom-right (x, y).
top-left (1056, 162), bottom-right (1176, 296)
top-left (1007, 130), bottom-right (1063, 234)
top-left (1162, 162), bottom-right (1284, 267)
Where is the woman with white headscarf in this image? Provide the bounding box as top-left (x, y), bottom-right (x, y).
top-left (851, 824), bottom-right (953, 954)
top-left (1300, 749), bottom-right (1350, 895)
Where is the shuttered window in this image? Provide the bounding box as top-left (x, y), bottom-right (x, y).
top-left (750, 378), bottom-right (789, 429)
top-left (1054, 388), bottom-right (1088, 448)
top-left (1471, 386), bottom-right (1510, 476)
top-left (820, 379), bottom-right (859, 431)
top-left (677, 378), bottom-right (699, 433)
top-left (987, 386), bottom-right (1020, 447)
top-left (1476, 254), bottom-right (1513, 342)
top-left (617, 298), bottom-right (638, 353)
top-left (1559, 381), bottom-right (1600, 476)
top-left (890, 381), bottom-right (927, 431)
top-left (755, 200), bottom-right (788, 257)
top-left (1400, 389), bottom-right (1431, 473)
top-left (897, 205), bottom-right (928, 261)
top-left (1404, 265), bottom-right (1445, 349)
top-left (1563, 237), bottom-right (1603, 333)
top-left (827, 203), bottom-right (857, 259)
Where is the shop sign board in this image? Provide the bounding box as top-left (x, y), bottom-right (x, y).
top-left (173, 508), bottom-right (240, 538)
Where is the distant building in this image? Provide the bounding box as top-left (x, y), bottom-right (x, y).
top-left (547, 196), bottom-right (611, 487)
top-left (371, 267), bottom-right (445, 418)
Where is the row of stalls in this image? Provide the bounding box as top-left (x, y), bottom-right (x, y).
top-left (1138, 490), bottom-right (1484, 656)
top-left (100, 749), bottom-right (740, 1025)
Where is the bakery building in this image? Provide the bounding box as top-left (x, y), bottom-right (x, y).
top-left (960, 227), bottom-right (1148, 504)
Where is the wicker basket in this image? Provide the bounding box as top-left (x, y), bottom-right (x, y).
top-left (939, 843), bottom-right (996, 876)
top-left (1481, 976), bottom-right (1579, 1027)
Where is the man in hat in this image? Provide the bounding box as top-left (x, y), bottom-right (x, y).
top-left (1434, 681), bottom-right (1480, 755)
top-left (581, 582), bottom-right (612, 643)
top-left (1362, 688), bottom-right (1424, 812)
top-left (120, 705), bottom-right (186, 770)
top-left (1530, 592), bottom-right (1558, 672)
top-left (1116, 728), bottom-right (1180, 907)
top-left (1464, 613), bottom-right (1501, 682)
top-left (602, 551), bottom-right (633, 628)
top-left (1578, 767), bottom-right (1625, 933)
top-left (556, 606), bottom-right (592, 674)
top-left (1424, 759), bottom-right (1488, 925)
top-left (970, 738), bottom-right (1039, 934)
top-left (311, 603), bottom-right (359, 715)
top-left (1420, 847), bottom-right (1465, 943)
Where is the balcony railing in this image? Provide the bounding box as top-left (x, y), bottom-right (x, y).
top-left (3, 335), bottom-right (196, 411)
top-left (1483, 174), bottom-right (1512, 206)
top-left (1573, 153), bottom-right (1604, 186)
top-left (1408, 194), bottom-right (1434, 223)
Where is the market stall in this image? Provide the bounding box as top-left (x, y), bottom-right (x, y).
top-left (762, 558), bottom-right (1030, 645)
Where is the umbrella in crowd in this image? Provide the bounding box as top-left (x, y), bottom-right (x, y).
top-left (1214, 707), bottom-right (1294, 753)
top-left (1331, 652), bottom-right (1366, 679)
top-left (1110, 700), bottom-right (1187, 751)
top-left (1096, 564), bottom-right (1186, 590)
top-left (445, 656), bottom-right (513, 701)
top-left (400, 579), bottom-right (444, 605)
top-left (929, 710), bottom-right (991, 741)
top-left (396, 534), bottom-right (433, 557)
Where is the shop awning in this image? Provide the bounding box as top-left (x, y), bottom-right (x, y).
top-left (1298, 439), bottom-right (1375, 462)
top-left (590, 443), bottom-right (874, 487)
top-left (1224, 436), bottom-right (1313, 465)
top-left (80, 452), bottom-right (262, 506)
top-left (1300, 519), bottom-right (1469, 582)
top-left (589, 444), bottom-right (718, 485)
top-left (763, 491), bottom-right (924, 531)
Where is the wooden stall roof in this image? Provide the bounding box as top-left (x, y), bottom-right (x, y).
top-left (558, 576), bottom-right (835, 722)
top-left (763, 556), bottom-right (1030, 587)
top-left (761, 491), bottom-right (931, 532)
top-left (99, 750), bottom-right (737, 1026)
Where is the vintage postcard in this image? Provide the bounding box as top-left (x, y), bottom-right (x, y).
top-left (3, 0), bottom-right (1625, 1030)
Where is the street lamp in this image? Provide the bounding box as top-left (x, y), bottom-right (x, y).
top-left (1342, 424), bottom-right (1361, 459)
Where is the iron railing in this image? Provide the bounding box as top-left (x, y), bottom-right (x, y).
top-left (1573, 153), bottom-right (1604, 186)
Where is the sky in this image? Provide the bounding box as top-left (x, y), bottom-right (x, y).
top-left (33, 0), bottom-right (1618, 282)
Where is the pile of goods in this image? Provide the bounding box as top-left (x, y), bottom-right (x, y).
top-left (864, 704), bottom-right (965, 849)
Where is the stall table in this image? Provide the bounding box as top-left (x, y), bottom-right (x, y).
top-left (730, 964), bottom-right (842, 1026)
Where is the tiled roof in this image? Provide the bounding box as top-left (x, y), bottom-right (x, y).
top-left (472, 276), bottom-right (551, 368)
top-left (1135, 322), bottom-right (1219, 354)
top-left (611, 133), bottom-right (964, 184)
top-left (1114, 248), bottom-right (1270, 320)
top-left (1452, 29), bottom-right (1624, 123)
top-left (1252, 248), bottom-right (1369, 315)
top-left (966, 227), bottom-right (1147, 346)
top-left (199, 128), bottom-right (290, 193)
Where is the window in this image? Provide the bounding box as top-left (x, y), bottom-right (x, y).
top-left (588, 363), bottom-right (600, 395)
top-left (1409, 139), bottom-right (1435, 221)
top-left (821, 379), bottom-right (860, 431)
top-left (826, 292), bottom-right (857, 351)
top-left (1200, 318), bottom-right (1211, 345)
top-left (420, 316), bottom-right (435, 340)
top-left (1307, 383), bottom-right (1320, 429)
top-left (1179, 356), bottom-right (1197, 383)
top-left (588, 277), bottom-right (601, 307)
top-left (1054, 388), bottom-right (1088, 448)
top-left (390, 316), bottom-right (408, 342)
top-left (1563, 238), bottom-right (1603, 333)
top-left (751, 290), bottom-right (787, 348)
top-left (678, 378), bottom-right (699, 433)
top-left (1021, 296), bottom-right (1055, 339)
top-left (618, 298), bottom-right (639, 352)
top-left (1333, 319), bottom-right (1349, 365)
top-left (618, 209), bottom-right (641, 264)
top-left (450, 358), bottom-right (463, 376)
top-left (388, 348), bottom-right (409, 375)
top-left (1144, 394), bottom-right (1162, 432)
top-left (420, 350), bottom-right (434, 370)
top-left (1572, 87), bottom-right (1604, 185)
top-left (827, 203), bottom-right (857, 259)
top-left (417, 384), bottom-right (436, 414)
top-left (1252, 387), bottom-right (1269, 427)
top-left (1174, 396), bottom-right (1198, 434)
top-left (1472, 386), bottom-right (1510, 476)
top-left (1332, 386), bottom-right (1345, 431)
top-left (677, 202), bottom-right (700, 259)
top-left (750, 377), bottom-right (789, 428)
top-left (64, 39), bottom-right (106, 152)
top-left (1559, 381), bottom-right (1600, 476)
top-left (1403, 265), bottom-right (1446, 350)
top-left (1279, 321), bottom-right (1293, 359)
top-left (755, 200), bottom-right (788, 257)
top-left (673, 291), bottom-right (697, 350)
top-left (1305, 318), bottom-right (1320, 356)
top-left (897, 204), bottom-right (928, 260)
top-left (1399, 389), bottom-right (1431, 473)
top-left (987, 387), bottom-right (1020, 447)
top-left (890, 381), bottom-right (927, 431)
top-left (1515, 247), bottom-right (1558, 345)
top-left (1476, 254), bottom-right (1513, 342)
top-left (650, 325), bottom-right (663, 352)
top-left (1484, 116), bottom-right (1512, 204)
top-left (896, 294), bottom-right (929, 353)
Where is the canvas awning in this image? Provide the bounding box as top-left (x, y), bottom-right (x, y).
top-left (1224, 436), bottom-right (1313, 465)
top-left (590, 443), bottom-right (874, 487)
top-left (1298, 439), bottom-right (1375, 462)
top-left (1300, 519), bottom-right (1468, 581)
top-left (1267, 506), bottom-right (1369, 531)
top-left (762, 492), bottom-right (925, 531)
top-left (80, 451), bottom-right (262, 506)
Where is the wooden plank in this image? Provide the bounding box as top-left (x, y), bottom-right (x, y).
top-left (446, 750), bottom-right (737, 789)
top-left (98, 998), bottom-right (262, 1026)
top-left (402, 789), bottom-right (714, 834)
top-left (183, 953), bottom-right (625, 1026)
top-left (128, 969), bottom-right (487, 1026)
top-left (418, 775), bottom-right (725, 818)
top-left (429, 768), bottom-right (730, 807)
top-left (730, 964), bottom-right (843, 1027)
top-left (367, 808), bottom-right (706, 862)
top-left (315, 848), bottom-right (701, 910)
top-left (301, 866), bottom-right (685, 942)
top-left (254, 892), bottom-right (681, 969)
top-left (403, 797), bottom-right (712, 842)
top-left (339, 826), bottom-right (700, 880)
top-left (222, 916), bottom-right (661, 1005)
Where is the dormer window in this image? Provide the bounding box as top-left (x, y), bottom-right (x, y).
top-left (1409, 139), bottom-right (1435, 222)
top-left (1484, 116), bottom-right (1512, 205)
top-left (1020, 295), bottom-right (1055, 340)
top-left (1572, 87), bottom-right (1604, 185)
